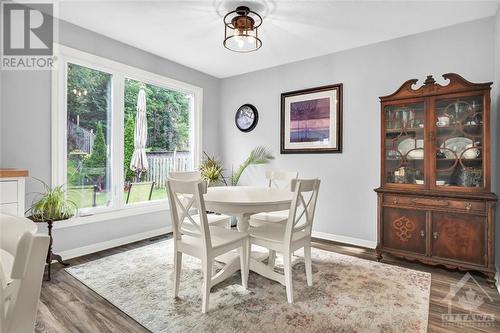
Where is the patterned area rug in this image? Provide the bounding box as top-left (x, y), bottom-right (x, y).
top-left (66, 239), bottom-right (430, 333)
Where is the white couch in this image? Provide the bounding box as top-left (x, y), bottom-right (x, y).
top-left (1, 214), bottom-right (49, 333)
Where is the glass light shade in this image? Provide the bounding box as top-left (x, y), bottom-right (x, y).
top-left (223, 6), bottom-right (262, 53)
top-left (224, 33), bottom-right (262, 52)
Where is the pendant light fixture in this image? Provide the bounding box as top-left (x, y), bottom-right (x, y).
top-left (223, 6), bottom-right (262, 52)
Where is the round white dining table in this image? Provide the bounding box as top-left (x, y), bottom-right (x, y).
top-left (204, 186), bottom-right (293, 232)
top-left (203, 186), bottom-right (293, 282)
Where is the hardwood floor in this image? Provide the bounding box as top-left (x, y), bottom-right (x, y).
top-left (36, 235), bottom-right (500, 333)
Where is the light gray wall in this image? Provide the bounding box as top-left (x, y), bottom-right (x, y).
top-left (1, 15), bottom-right (497, 255)
top-left (219, 18), bottom-right (496, 243)
top-left (493, 8), bottom-right (500, 273)
top-left (0, 19), bottom-right (220, 252)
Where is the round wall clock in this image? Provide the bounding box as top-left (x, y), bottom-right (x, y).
top-left (235, 104), bottom-right (258, 132)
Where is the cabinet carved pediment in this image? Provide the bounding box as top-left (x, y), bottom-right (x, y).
top-left (379, 73), bottom-right (492, 102)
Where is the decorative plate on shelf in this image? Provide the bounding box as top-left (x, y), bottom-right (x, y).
top-left (440, 137), bottom-right (473, 159)
top-left (235, 104), bottom-right (258, 132)
top-left (397, 138), bottom-right (424, 159)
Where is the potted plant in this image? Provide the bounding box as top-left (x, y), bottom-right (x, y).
top-left (200, 146), bottom-right (274, 186)
top-left (200, 146), bottom-right (274, 227)
top-left (27, 179), bottom-right (77, 280)
top-left (28, 179), bottom-right (77, 222)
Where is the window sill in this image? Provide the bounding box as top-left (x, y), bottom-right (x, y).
top-left (52, 201), bottom-right (169, 230)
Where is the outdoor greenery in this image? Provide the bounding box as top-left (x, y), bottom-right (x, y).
top-left (124, 115), bottom-right (135, 182)
top-left (29, 179), bottom-right (77, 222)
top-left (123, 78), bottom-right (190, 153)
top-left (66, 63), bottom-right (111, 147)
top-left (82, 122), bottom-right (107, 190)
top-left (66, 64), bottom-right (192, 201)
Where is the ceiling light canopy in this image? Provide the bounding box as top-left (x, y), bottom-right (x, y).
top-left (223, 6), bottom-right (262, 53)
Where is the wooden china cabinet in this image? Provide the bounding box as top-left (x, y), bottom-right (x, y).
top-left (375, 73), bottom-right (498, 286)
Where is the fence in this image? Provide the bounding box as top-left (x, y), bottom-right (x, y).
top-left (146, 152), bottom-right (191, 188)
top-left (68, 121), bottom-right (95, 154)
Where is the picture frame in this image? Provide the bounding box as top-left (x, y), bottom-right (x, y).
top-left (280, 84), bottom-right (343, 154)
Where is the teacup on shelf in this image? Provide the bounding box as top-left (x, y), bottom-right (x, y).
top-left (436, 116), bottom-right (450, 127)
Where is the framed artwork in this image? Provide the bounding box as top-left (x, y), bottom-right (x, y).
top-left (280, 84), bottom-right (343, 154)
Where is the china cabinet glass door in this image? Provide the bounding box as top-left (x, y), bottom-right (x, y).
top-left (384, 102), bottom-right (426, 185)
top-left (433, 95), bottom-right (484, 189)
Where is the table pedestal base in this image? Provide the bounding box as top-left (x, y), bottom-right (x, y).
top-left (214, 250), bottom-right (280, 287)
top-left (214, 213), bottom-right (286, 288)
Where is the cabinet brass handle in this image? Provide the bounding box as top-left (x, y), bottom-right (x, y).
top-left (465, 203), bottom-right (472, 211)
top-left (420, 230), bottom-right (425, 239)
top-left (393, 198), bottom-right (399, 204)
top-left (433, 232), bottom-right (438, 240)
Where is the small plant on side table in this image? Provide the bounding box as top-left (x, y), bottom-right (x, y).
top-left (28, 178), bottom-right (77, 281)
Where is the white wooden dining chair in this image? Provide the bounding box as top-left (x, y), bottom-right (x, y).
top-left (168, 171), bottom-right (230, 228)
top-left (249, 178), bottom-right (320, 303)
top-left (249, 170), bottom-right (298, 227)
top-left (166, 179), bottom-right (250, 313)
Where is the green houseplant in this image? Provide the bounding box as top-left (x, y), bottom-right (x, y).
top-left (28, 179), bottom-right (77, 222)
top-left (200, 146), bottom-right (274, 186)
top-left (200, 152), bottom-right (227, 186)
top-left (230, 146), bottom-right (274, 186)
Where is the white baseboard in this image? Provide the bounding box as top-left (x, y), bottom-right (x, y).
top-left (312, 231), bottom-right (377, 249)
top-left (58, 227), bottom-right (375, 261)
top-left (58, 226), bottom-right (171, 260)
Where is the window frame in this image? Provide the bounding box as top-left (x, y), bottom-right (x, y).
top-left (52, 44), bottom-right (203, 217)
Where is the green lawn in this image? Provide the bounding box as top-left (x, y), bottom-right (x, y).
top-left (68, 187), bottom-right (167, 209)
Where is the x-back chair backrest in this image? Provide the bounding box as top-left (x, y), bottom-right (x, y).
top-left (169, 171), bottom-right (202, 181)
top-left (266, 171), bottom-right (298, 189)
top-left (284, 179), bottom-right (321, 244)
top-left (166, 179), bottom-right (212, 249)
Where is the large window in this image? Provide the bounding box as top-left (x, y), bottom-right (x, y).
top-left (66, 63), bottom-right (112, 209)
top-left (53, 45), bottom-right (202, 216)
top-left (123, 78), bottom-right (193, 204)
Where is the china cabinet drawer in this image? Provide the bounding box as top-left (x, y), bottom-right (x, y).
top-left (0, 181), bottom-right (18, 204)
top-left (384, 195), bottom-right (485, 212)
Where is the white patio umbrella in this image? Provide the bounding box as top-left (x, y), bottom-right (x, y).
top-left (130, 86), bottom-right (149, 180)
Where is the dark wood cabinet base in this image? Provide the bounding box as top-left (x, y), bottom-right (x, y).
top-left (376, 190), bottom-right (497, 288)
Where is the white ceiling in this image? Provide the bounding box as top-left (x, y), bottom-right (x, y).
top-left (55, 0), bottom-right (500, 78)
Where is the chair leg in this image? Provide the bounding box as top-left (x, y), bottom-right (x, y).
top-left (268, 250), bottom-right (276, 268)
top-left (240, 239), bottom-right (249, 289)
top-left (304, 245), bottom-right (313, 287)
top-left (173, 251), bottom-right (182, 298)
top-left (201, 258), bottom-right (212, 313)
top-left (283, 251), bottom-right (293, 303)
